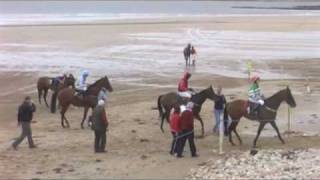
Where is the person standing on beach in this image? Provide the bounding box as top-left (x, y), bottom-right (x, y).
top-left (92, 99), bottom-right (108, 153)
top-left (12, 96), bottom-right (37, 150)
top-left (191, 46), bottom-right (197, 66)
top-left (213, 86), bottom-right (227, 134)
top-left (97, 87), bottom-right (108, 104)
top-left (183, 43), bottom-right (191, 66)
top-left (169, 105), bottom-right (181, 155)
top-left (176, 102), bottom-right (198, 158)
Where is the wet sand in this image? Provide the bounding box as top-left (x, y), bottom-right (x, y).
top-left (0, 15), bottom-right (320, 179)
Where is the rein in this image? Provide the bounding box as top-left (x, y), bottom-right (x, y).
top-left (264, 105), bottom-right (277, 113)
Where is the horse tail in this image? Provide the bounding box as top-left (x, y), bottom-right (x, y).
top-left (157, 95), bottom-right (163, 118)
top-left (50, 91), bottom-right (58, 113)
top-left (223, 103), bottom-right (229, 121)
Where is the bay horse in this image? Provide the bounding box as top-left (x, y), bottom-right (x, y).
top-left (37, 74), bottom-right (75, 108)
top-left (223, 86), bottom-right (296, 148)
top-left (157, 86), bottom-right (218, 137)
top-left (57, 76), bottom-right (113, 128)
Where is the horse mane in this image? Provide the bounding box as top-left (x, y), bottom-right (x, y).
top-left (265, 88), bottom-right (287, 101)
top-left (88, 76), bottom-right (106, 89)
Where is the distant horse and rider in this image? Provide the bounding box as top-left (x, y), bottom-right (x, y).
top-left (156, 72), bottom-right (218, 137)
top-left (224, 86), bottom-right (296, 149)
top-left (37, 74), bottom-right (75, 109)
top-left (57, 75), bottom-right (113, 128)
top-left (157, 85), bottom-right (218, 137)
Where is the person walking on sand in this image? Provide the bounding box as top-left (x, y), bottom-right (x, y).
top-left (191, 46), bottom-right (197, 66)
top-left (92, 99), bottom-right (108, 153)
top-left (176, 102), bottom-right (198, 158)
top-left (183, 43), bottom-right (191, 66)
top-left (213, 86), bottom-right (227, 134)
top-left (12, 96), bottom-right (37, 150)
top-left (169, 105), bottom-right (181, 155)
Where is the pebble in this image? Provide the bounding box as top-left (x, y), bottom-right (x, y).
top-left (189, 149), bottom-right (320, 179)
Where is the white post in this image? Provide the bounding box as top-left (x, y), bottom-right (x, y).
top-left (219, 118), bottom-right (224, 154)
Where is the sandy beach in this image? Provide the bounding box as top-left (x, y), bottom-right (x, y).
top-left (0, 13), bottom-right (320, 179)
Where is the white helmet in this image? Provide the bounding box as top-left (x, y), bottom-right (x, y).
top-left (82, 70), bottom-right (89, 76)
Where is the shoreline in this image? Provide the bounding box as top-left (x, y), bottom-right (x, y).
top-left (1, 14), bottom-right (320, 27)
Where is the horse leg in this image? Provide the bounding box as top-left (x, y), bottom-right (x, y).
top-left (38, 89), bottom-right (42, 104)
top-left (232, 119), bottom-right (243, 145)
top-left (60, 106), bottom-right (66, 128)
top-left (81, 106), bottom-right (89, 129)
top-left (228, 120), bottom-right (236, 146)
top-left (253, 122), bottom-right (266, 148)
top-left (166, 111), bottom-right (170, 123)
top-left (160, 108), bottom-right (169, 133)
top-left (60, 104), bottom-right (70, 128)
top-left (43, 89), bottom-right (49, 108)
top-left (270, 121), bottom-right (285, 144)
top-left (195, 114), bottom-right (205, 138)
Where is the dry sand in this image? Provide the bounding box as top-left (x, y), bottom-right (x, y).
top-left (0, 16), bottom-right (320, 179)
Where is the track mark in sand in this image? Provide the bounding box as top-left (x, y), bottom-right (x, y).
top-left (0, 84), bottom-right (35, 97)
top-left (141, 154), bottom-right (148, 160)
top-left (53, 167), bottom-right (62, 174)
top-left (140, 138), bottom-right (150, 143)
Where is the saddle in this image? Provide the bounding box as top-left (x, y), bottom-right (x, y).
top-left (245, 101), bottom-right (261, 116)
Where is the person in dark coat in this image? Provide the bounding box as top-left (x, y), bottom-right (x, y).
top-left (176, 102), bottom-right (198, 158)
top-left (92, 99), bottom-right (108, 153)
top-left (12, 96), bottom-right (36, 150)
top-left (213, 86), bottom-right (227, 134)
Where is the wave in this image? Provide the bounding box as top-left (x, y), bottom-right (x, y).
top-left (1, 13), bottom-right (320, 26)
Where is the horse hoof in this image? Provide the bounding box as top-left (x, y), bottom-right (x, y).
top-left (250, 149), bottom-right (258, 156)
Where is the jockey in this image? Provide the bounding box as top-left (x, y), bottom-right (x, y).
top-left (76, 70), bottom-right (90, 93)
top-left (248, 75), bottom-right (264, 114)
top-left (178, 72), bottom-right (193, 98)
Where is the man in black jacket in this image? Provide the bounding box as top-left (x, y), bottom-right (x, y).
top-left (12, 96), bottom-right (36, 150)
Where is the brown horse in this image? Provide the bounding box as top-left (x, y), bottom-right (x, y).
top-left (157, 86), bottom-right (218, 137)
top-left (37, 74), bottom-right (75, 108)
top-left (57, 76), bottom-right (113, 128)
top-left (223, 86), bottom-right (296, 148)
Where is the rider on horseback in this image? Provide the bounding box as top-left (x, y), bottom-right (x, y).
top-left (178, 72), bottom-right (194, 99)
top-left (248, 75), bottom-right (264, 115)
top-left (76, 70), bottom-right (90, 96)
top-left (52, 73), bottom-right (67, 90)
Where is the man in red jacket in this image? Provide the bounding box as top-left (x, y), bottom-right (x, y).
top-left (176, 102), bottom-right (198, 158)
top-left (169, 105), bottom-right (181, 155)
top-left (178, 72), bottom-right (193, 98)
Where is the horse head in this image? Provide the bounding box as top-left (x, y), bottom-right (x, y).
top-left (65, 74), bottom-right (76, 88)
top-left (285, 86), bottom-right (296, 108)
top-left (205, 85), bottom-right (219, 101)
top-left (102, 76), bottom-right (113, 92)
